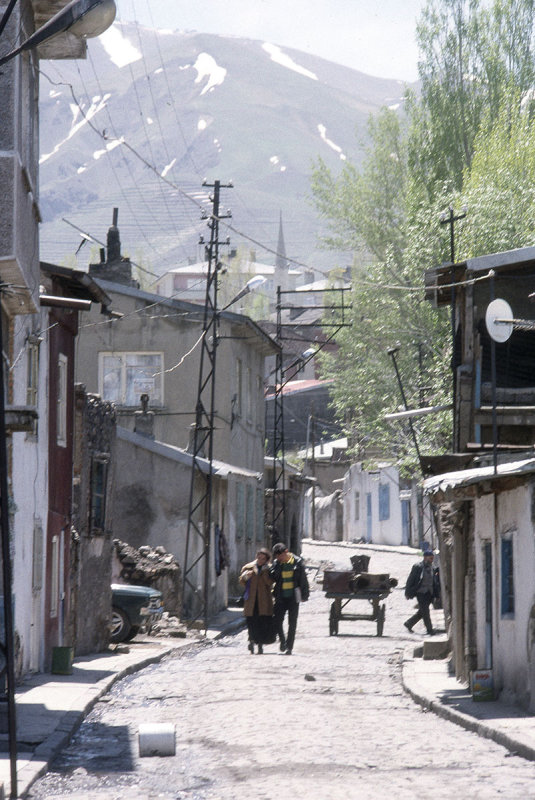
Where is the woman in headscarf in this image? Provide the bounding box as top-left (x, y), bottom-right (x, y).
top-left (239, 548), bottom-right (274, 654)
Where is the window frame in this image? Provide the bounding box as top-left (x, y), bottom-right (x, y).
top-left (89, 456), bottom-right (109, 533)
top-left (98, 351), bottom-right (164, 407)
top-left (378, 483), bottom-right (390, 521)
top-left (57, 353), bottom-right (68, 447)
top-left (26, 339), bottom-right (40, 407)
top-left (500, 536), bottom-right (515, 618)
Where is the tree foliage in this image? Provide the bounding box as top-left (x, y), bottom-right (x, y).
top-left (311, 0), bottom-right (535, 470)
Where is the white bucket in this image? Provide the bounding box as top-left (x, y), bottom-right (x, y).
top-left (138, 722), bottom-right (176, 757)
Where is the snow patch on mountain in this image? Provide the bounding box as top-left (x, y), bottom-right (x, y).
top-left (262, 43), bottom-right (318, 81)
top-left (93, 139), bottom-right (124, 162)
top-left (193, 53), bottom-right (227, 95)
top-left (161, 158), bottom-right (177, 177)
top-left (100, 26), bottom-right (141, 68)
top-left (318, 124), bottom-right (346, 160)
top-left (40, 95), bottom-right (111, 164)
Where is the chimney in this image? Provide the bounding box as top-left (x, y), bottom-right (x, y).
top-left (107, 207), bottom-right (121, 263)
top-left (133, 394), bottom-right (155, 439)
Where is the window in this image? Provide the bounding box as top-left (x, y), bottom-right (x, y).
top-left (246, 367), bottom-right (253, 420)
top-left (256, 487), bottom-right (264, 540)
top-left (236, 359), bottom-right (243, 416)
top-left (26, 339), bottom-right (40, 406)
top-left (354, 492), bottom-right (360, 521)
top-left (246, 484), bottom-right (254, 540)
top-left (57, 354), bottom-right (68, 447)
top-left (501, 537), bottom-right (515, 617)
top-left (50, 535), bottom-right (59, 618)
top-left (32, 522), bottom-right (43, 592)
top-left (99, 352), bottom-right (163, 406)
top-left (378, 483), bottom-right (390, 521)
top-left (236, 483), bottom-right (245, 539)
top-left (90, 458), bottom-right (108, 532)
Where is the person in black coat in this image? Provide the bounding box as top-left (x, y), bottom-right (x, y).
top-left (270, 542), bottom-right (309, 655)
top-left (404, 549), bottom-right (439, 635)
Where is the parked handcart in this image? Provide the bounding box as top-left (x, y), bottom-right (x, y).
top-left (323, 566), bottom-right (397, 637)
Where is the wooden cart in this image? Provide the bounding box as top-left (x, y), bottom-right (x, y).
top-left (326, 589), bottom-right (390, 637)
top-left (322, 569), bottom-right (395, 637)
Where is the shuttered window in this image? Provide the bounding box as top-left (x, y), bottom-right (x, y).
top-left (246, 485), bottom-right (254, 540)
top-left (501, 537), bottom-right (514, 617)
top-left (236, 483), bottom-right (245, 539)
top-left (256, 488), bottom-right (264, 541)
top-left (378, 483), bottom-right (390, 521)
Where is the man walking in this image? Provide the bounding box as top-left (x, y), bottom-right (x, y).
top-left (404, 549), bottom-right (439, 635)
top-left (270, 542), bottom-right (309, 655)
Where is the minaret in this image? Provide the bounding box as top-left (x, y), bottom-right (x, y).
top-left (275, 210), bottom-right (289, 291)
top-left (275, 210), bottom-right (288, 271)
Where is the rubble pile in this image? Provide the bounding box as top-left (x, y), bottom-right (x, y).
top-left (113, 539), bottom-right (181, 616)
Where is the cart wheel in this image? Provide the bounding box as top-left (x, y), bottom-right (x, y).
top-left (376, 604), bottom-right (386, 637)
top-left (329, 602), bottom-right (339, 636)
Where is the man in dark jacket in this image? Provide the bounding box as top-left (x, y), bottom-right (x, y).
top-left (404, 549), bottom-right (439, 635)
top-left (270, 542), bottom-right (309, 655)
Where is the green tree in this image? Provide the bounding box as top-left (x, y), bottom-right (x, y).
top-left (410, 0), bottom-right (535, 194)
top-left (310, 0), bottom-right (535, 469)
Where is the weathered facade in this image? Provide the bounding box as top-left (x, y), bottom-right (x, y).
top-left (0, 1), bottom-right (109, 676)
top-left (426, 460), bottom-right (535, 709)
top-left (340, 463), bottom-right (424, 548)
top-left (425, 246), bottom-right (535, 454)
top-left (71, 386), bottom-right (116, 656)
top-left (424, 245), bottom-right (535, 705)
top-left (40, 265), bottom-right (113, 668)
top-left (76, 221), bottom-right (279, 615)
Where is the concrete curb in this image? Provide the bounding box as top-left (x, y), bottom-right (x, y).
top-left (302, 538), bottom-right (419, 557)
top-left (401, 647), bottom-right (535, 763)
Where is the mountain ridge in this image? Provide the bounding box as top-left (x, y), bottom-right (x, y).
top-left (39, 24), bottom-right (412, 279)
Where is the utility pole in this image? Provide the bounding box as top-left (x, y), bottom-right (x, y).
top-left (439, 205), bottom-right (467, 451)
top-left (310, 411), bottom-right (316, 541)
top-left (271, 286), bottom-right (286, 546)
top-left (270, 285), bottom-right (352, 546)
top-left (182, 179), bottom-right (232, 631)
top-left (0, 301), bottom-right (17, 799)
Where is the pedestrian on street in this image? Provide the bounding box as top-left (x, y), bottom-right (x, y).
top-left (270, 542), bottom-right (310, 655)
top-left (404, 548), bottom-right (439, 635)
top-left (239, 548), bottom-right (274, 654)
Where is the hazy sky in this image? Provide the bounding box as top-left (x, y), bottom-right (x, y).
top-left (115, 0), bottom-right (427, 81)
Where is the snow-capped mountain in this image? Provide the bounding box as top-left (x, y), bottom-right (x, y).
top-left (38, 22), bottom-right (410, 279)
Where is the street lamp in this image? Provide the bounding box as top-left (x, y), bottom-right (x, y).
top-left (0, 0), bottom-right (116, 66)
top-left (221, 275), bottom-right (266, 311)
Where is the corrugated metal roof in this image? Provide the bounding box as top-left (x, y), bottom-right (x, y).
top-left (117, 427), bottom-right (262, 480)
top-left (424, 457), bottom-right (535, 496)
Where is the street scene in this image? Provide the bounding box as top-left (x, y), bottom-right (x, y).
top-left (3, 1), bottom-right (535, 798)
top-left (26, 543), bottom-right (535, 800)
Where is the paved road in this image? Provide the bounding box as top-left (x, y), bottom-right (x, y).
top-left (28, 543), bottom-right (535, 799)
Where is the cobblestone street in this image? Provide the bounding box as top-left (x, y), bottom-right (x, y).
top-left (28, 543), bottom-right (535, 799)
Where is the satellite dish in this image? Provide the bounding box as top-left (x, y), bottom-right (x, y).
top-left (485, 298), bottom-right (513, 343)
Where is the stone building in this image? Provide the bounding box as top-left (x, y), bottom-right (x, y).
top-left (71, 385), bottom-right (116, 656)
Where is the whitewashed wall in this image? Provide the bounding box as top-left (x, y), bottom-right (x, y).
top-left (473, 483), bottom-right (535, 709)
top-left (342, 463), bottom-right (406, 546)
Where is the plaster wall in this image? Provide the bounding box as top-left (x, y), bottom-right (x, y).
top-left (10, 313), bottom-right (49, 675)
top-left (342, 464), bottom-right (405, 546)
top-left (473, 485), bottom-right (535, 708)
top-left (75, 286), bottom-right (267, 475)
top-left (314, 491), bottom-right (343, 541)
top-left (113, 433), bottom-right (230, 616)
